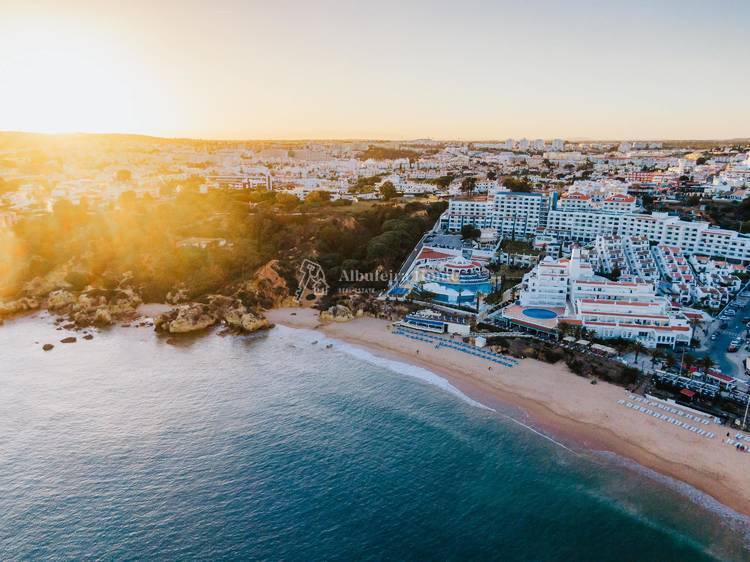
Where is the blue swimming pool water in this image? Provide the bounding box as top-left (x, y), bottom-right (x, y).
top-left (522, 308), bottom-right (558, 319)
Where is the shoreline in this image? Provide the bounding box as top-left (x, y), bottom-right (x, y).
top-left (267, 307), bottom-right (750, 520)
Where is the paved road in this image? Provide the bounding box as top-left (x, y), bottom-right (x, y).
top-left (698, 297), bottom-right (750, 379)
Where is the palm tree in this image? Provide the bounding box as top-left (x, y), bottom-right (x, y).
top-left (665, 354), bottom-right (677, 370)
top-left (632, 341), bottom-right (647, 362)
top-left (698, 355), bottom-right (715, 373)
top-left (650, 349), bottom-right (663, 367)
top-left (683, 353), bottom-right (696, 373)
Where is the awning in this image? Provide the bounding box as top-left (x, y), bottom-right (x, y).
top-left (591, 343), bottom-right (617, 355)
top-left (680, 388), bottom-right (696, 398)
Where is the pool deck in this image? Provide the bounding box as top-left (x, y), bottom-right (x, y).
top-left (501, 304), bottom-right (565, 331)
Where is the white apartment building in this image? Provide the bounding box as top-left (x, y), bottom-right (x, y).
top-left (531, 139), bottom-right (546, 151)
top-left (591, 235), bottom-right (627, 275)
top-left (557, 192), bottom-right (637, 213)
top-left (440, 185), bottom-right (549, 239)
top-left (567, 298), bottom-right (692, 348)
top-left (652, 244), bottom-right (695, 304)
top-left (591, 235), bottom-right (661, 283)
top-left (516, 248), bottom-right (692, 348)
top-left (545, 210), bottom-right (750, 263)
top-left (519, 255), bottom-right (589, 308)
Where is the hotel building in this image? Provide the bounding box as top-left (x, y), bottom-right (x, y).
top-left (506, 248), bottom-right (692, 348)
top-left (439, 185), bottom-right (549, 239)
top-left (545, 210), bottom-right (750, 263)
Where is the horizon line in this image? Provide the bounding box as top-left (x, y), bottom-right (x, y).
top-left (2, 130), bottom-right (749, 145)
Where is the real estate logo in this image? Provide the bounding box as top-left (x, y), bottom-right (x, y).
top-left (295, 259), bottom-right (329, 302)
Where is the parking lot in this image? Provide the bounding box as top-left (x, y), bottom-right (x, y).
top-left (700, 292), bottom-right (750, 379)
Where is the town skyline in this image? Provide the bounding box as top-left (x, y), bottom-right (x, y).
top-left (2, 130), bottom-right (749, 143)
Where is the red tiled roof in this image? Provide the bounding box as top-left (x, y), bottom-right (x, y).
top-left (417, 249), bottom-right (453, 261)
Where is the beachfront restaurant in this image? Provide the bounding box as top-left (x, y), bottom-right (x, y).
top-left (398, 309), bottom-right (471, 336)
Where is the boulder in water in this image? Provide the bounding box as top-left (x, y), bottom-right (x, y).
top-left (155, 303), bottom-right (217, 334)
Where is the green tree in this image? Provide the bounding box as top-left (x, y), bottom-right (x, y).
top-left (632, 341), bottom-right (647, 362)
top-left (503, 177), bottom-right (532, 192)
top-left (698, 355), bottom-right (715, 372)
top-left (460, 224), bottom-right (480, 240)
top-left (305, 190), bottom-right (332, 204)
top-left (379, 181), bottom-right (398, 200)
top-left (665, 354), bottom-right (677, 369)
top-left (461, 176), bottom-right (477, 194)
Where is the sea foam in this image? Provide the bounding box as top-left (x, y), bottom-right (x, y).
top-left (274, 324), bottom-right (578, 454)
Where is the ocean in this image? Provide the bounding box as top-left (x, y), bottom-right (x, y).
top-left (1, 315), bottom-right (749, 561)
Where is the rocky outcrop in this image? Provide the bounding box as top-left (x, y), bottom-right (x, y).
top-left (106, 287), bottom-right (142, 317)
top-left (47, 289), bottom-right (77, 310)
top-left (154, 296), bottom-right (271, 334)
top-left (154, 303), bottom-right (217, 334)
top-left (224, 306), bottom-right (271, 332)
top-left (40, 282), bottom-right (143, 328)
top-left (22, 267), bottom-right (72, 298)
top-left (166, 284), bottom-right (190, 305)
top-left (42, 343), bottom-right (54, 351)
top-left (92, 307), bottom-right (113, 326)
top-left (320, 304), bottom-right (353, 322)
top-left (210, 295), bottom-right (271, 332)
top-left (0, 297), bottom-right (40, 317)
top-left (244, 260), bottom-right (291, 308)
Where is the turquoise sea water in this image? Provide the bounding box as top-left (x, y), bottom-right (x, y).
top-left (1, 315), bottom-right (749, 560)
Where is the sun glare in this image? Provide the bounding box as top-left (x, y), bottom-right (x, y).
top-left (0, 23), bottom-right (151, 134)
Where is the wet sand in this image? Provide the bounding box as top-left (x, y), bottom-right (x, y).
top-left (267, 307), bottom-right (750, 517)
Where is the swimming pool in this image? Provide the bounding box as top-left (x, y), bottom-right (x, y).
top-left (522, 308), bottom-right (558, 320)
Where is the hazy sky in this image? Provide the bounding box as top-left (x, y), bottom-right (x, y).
top-left (0, 0), bottom-right (748, 140)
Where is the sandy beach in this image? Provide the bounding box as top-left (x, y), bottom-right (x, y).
top-left (267, 307), bottom-right (750, 518)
